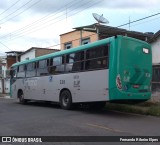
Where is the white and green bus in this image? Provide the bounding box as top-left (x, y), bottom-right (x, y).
top-left (10, 35), bottom-right (152, 109)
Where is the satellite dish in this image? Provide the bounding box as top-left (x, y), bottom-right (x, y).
top-left (92, 13), bottom-right (109, 24)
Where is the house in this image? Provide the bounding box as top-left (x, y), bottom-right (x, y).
top-left (20, 47), bottom-right (59, 62)
top-left (60, 30), bottom-right (97, 50)
top-left (60, 23), bottom-right (153, 50)
top-left (0, 56), bottom-right (8, 94)
top-left (0, 56), bottom-right (7, 78)
top-left (149, 30), bottom-right (160, 101)
top-left (149, 30), bottom-right (160, 64)
top-left (5, 51), bottom-right (23, 68)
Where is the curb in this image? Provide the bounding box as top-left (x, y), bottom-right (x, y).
top-left (0, 96), bottom-right (11, 99)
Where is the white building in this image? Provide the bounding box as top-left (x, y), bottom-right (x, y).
top-left (0, 56), bottom-right (8, 78)
top-left (0, 56), bottom-right (10, 94)
top-left (150, 30), bottom-right (160, 64)
top-left (20, 47), bottom-right (59, 62)
top-left (150, 30), bottom-right (160, 102)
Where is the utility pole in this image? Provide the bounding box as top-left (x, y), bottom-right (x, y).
top-left (129, 16), bottom-right (131, 30)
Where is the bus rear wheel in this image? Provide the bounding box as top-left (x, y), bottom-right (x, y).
top-left (60, 90), bottom-right (73, 110)
top-left (18, 90), bottom-right (27, 104)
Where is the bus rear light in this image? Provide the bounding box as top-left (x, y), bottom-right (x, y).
top-left (132, 85), bottom-right (140, 88)
top-left (143, 48), bottom-right (149, 54)
top-left (116, 75), bottom-right (122, 90)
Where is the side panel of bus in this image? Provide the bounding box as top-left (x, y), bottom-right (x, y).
top-left (20, 69), bottom-right (109, 103)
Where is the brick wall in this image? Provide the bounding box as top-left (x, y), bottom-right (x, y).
top-left (60, 30), bottom-right (97, 50)
top-left (35, 49), bottom-right (59, 57)
top-left (6, 56), bottom-right (16, 69)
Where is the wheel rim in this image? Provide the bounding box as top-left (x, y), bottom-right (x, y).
top-left (62, 94), bottom-right (69, 107)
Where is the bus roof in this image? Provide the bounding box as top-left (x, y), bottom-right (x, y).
top-left (11, 35), bottom-right (149, 67)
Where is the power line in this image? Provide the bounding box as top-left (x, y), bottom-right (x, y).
top-left (0, 41), bottom-right (13, 51)
top-left (0, 0), bottom-right (82, 39)
top-left (1, 0), bottom-right (98, 41)
top-left (0, 0), bottom-right (34, 22)
top-left (131, 16), bottom-right (160, 28)
top-left (117, 12), bottom-right (160, 28)
top-left (0, 0), bottom-right (21, 16)
top-left (0, 2), bottom-right (159, 52)
top-left (46, 13), bottom-right (160, 49)
top-left (0, 0), bottom-right (42, 25)
top-left (12, 0), bottom-right (97, 37)
top-left (0, 0), bottom-right (92, 50)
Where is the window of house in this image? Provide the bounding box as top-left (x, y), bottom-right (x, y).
top-left (81, 38), bottom-right (90, 45)
top-left (152, 67), bottom-right (160, 82)
top-left (64, 42), bottom-right (72, 49)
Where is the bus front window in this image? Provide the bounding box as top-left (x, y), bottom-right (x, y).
top-left (10, 67), bottom-right (17, 79)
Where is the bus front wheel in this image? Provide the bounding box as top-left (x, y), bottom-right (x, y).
top-left (18, 90), bottom-right (27, 104)
top-left (60, 90), bottom-right (73, 110)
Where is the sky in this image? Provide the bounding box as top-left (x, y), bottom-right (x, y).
top-left (0, 0), bottom-right (159, 55)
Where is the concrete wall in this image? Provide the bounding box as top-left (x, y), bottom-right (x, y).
top-left (2, 65), bottom-right (7, 78)
top-left (60, 30), bottom-right (97, 50)
top-left (20, 48), bottom-right (59, 62)
top-left (0, 79), bottom-right (10, 94)
top-left (21, 49), bottom-right (36, 62)
top-left (4, 78), bottom-right (10, 94)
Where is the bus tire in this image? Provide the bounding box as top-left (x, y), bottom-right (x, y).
top-left (18, 90), bottom-right (27, 104)
top-left (60, 90), bottom-right (73, 110)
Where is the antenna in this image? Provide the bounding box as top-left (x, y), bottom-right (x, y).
top-left (92, 13), bottom-right (109, 24)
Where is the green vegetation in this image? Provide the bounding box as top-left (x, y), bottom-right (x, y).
top-left (105, 101), bottom-right (160, 116)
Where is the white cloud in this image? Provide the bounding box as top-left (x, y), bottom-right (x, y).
top-left (0, 17), bottom-right (73, 51)
top-left (99, 0), bottom-right (160, 9)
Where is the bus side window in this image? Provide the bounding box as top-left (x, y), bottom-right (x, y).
top-left (66, 51), bottom-right (84, 72)
top-left (37, 59), bottom-right (49, 76)
top-left (26, 62), bottom-right (36, 77)
top-left (49, 56), bottom-right (65, 75)
top-left (66, 54), bottom-right (74, 72)
top-left (85, 44), bottom-right (109, 70)
top-left (17, 65), bottom-right (25, 78)
top-left (72, 51), bottom-right (84, 72)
